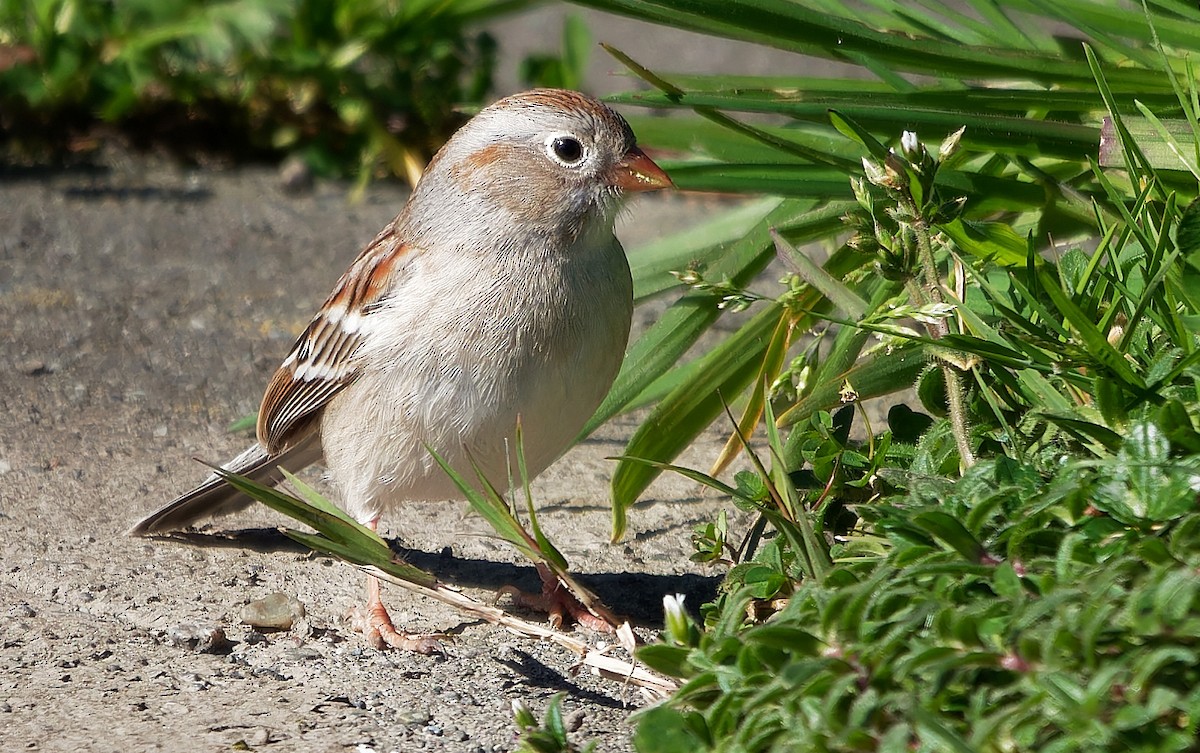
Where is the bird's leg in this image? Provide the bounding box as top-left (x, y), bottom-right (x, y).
top-left (347, 517), bottom-right (443, 654)
top-left (499, 562), bottom-right (615, 633)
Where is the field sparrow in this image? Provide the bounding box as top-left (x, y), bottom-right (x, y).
top-left (130, 89), bottom-right (672, 651)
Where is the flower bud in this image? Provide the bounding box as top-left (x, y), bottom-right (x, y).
top-left (862, 157), bottom-right (889, 188)
top-left (939, 126), bottom-right (966, 163)
top-left (663, 594), bottom-right (693, 646)
top-left (511, 699), bottom-right (536, 728)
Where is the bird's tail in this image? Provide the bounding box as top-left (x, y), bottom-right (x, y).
top-left (129, 435), bottom-right (322, 535)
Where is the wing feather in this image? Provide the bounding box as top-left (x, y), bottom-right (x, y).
top-left (256, 226), bottom-right (415, 453)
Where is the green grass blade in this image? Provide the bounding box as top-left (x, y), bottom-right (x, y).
top-left (1131, 103), bottom-right (1200, 178)
top-left (284, 529), bottom-right (439, 588)
top-left (939, 218), bottom-right (1036, 268)
top-left (422, 443), bottom-right (553, 567)
top-left (211, 467), bottom-right (439, 588)
top-left (514, 423), bottom-right (567, 570)
top-left (772, 230), bottom-right (869, 318)
top-left (711, 307), bottom-right (796, 476)
top-left (1086, 43), bottom-right (1156, 180)
top-left (1036, 268), bottom-right (1146, 389)
top-left (226, 412), bottom-right (257, 434)
top-left (281, 469), bottom-right (357, 523)
top-left (661, 162), bottom-right (854, 197)
top-left (630, 197), bottom-right (784, 300)
top-left (610, 302), bottom-right (784, 540)
top-left (777, 345), bottom-right (928, 428)
top-left (581, 201), bottom-right (851, 439)
top-left (764, 395), bottom-right (832, 581)
top-left (584, 0), bottom-right (1135, 84)
top-left (610, 456), bottom-right (745, 499)
top-left (828, 110), bottom-right (893, 161)
top-left (213, 466), bottom-right (382, 548)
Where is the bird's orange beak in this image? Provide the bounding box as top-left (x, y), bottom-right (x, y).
top-left (610, 146), bottom-right (673, 192)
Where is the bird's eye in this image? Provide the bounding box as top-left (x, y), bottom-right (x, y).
top-left (548, 136), bottom-right (585, 166)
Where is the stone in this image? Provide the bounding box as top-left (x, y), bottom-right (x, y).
top-left (241, 593), bottom-right (306, 631)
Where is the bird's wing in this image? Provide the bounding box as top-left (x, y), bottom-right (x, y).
top-left (257, 225), bottom-right (417, 453)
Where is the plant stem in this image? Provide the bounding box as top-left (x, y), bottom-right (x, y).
top-left (912, 216), bottom-right (946, 323)
top-left (941, 362), bottom-right (976, 469)
top-left (910, 209), bottom-right (976, 469)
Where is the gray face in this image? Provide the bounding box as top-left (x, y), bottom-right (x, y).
top-left (405, 90), bottom-right (639, 245)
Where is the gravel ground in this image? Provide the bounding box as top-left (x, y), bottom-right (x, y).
top-left (0, 154), bottom-right (758, 753)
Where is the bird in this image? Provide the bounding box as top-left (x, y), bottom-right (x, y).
top-left (130, 89), bottom-right (673, 652)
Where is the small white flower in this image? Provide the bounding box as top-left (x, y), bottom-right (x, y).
top-left (901, 130), bottom-right (920, 157)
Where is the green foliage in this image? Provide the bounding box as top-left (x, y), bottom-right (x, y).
top-left (638, 435), bottom-right (1200, 753)
top-left (424, 426), bottom-right (570, 572)
top-left (518, 14), bottom-right (592, 90)
top-left (565, 0), bottom-right (1200, 535)
top-left (0, 0), bottom-right (528, 179)
top-left (561, 2), bottom-right (1200, 748)
top-left (212, 465), bottom-right (440, 588)
top-left (513, 694), bottom-right (597, 753)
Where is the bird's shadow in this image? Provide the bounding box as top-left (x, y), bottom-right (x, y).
top-left (154, 528), bottom-right (719, 626)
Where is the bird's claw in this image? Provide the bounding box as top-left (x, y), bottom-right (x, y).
top-left (348, 602), bottom-right (445, 654)
top-left (498, 581), bottom-right (615, 634)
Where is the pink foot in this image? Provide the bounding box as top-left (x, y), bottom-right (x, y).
top-left (348, 517), bottom-right (444, 653)
top-left (347, 591), bottom-right (443, 654)
top-left (500, 563), bottom-right (616, 634)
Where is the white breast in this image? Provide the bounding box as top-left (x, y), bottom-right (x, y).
top-left (317, 232), bottom-right (633, 524)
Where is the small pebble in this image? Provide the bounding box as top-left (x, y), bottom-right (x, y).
top-left (241, 592), bottom-right (306, 631)
top-left (279, 155), bottom-right (314, 194)
top-left (166, 622), bottom-right (231, 654)
top-left (247, 727), bottom-right (271, 746)
top-left (395, 708), bottom-right (432, 726)
top-left (566, 709), bottom-right (585, 732)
